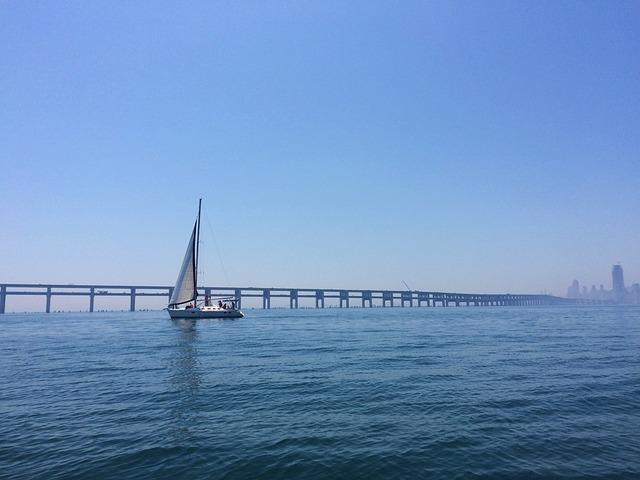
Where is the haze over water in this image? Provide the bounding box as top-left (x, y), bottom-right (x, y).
top-left (2, 306), bottom-right (639, 479)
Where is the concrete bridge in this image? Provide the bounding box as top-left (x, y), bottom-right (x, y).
top-left (0, 283), bottom-right (605, 314)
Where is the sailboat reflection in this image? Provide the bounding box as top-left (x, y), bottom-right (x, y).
top-left (168, 318), bottom-right (202, 443)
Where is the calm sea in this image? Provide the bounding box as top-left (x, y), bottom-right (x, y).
top-left (1, 307), bottom-right (639, 479)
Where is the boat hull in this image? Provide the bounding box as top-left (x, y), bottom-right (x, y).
top-left (167, 308), bottom-right (244, 319)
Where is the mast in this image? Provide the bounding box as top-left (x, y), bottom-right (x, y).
top-left (195, 198), bottom-right (202, 291)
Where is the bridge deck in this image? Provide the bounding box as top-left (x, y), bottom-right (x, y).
top-left (0, 283), bottom-right (606, 314)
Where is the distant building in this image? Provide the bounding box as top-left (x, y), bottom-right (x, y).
top-left (567, 280), bottom-right (580, 299)
top-left (565, 265), bottom-right (639, 304)
top-left (612, 264), bottom-right (625, 303)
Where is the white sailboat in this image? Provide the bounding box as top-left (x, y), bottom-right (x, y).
top-left (167, 199), bottom-right (244, 319)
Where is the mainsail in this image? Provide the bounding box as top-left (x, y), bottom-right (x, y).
top-left (169, 220), bottom-right (198, 306)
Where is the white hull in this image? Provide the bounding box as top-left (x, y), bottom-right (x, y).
top-left (167, 307), bottom-right (244, 319)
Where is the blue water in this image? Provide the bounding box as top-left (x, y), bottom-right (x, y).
top-left (1, 307), bottom-right (639, 479)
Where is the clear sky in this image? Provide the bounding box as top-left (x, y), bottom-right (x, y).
top-left (1, 1), bottom-right (639, 301)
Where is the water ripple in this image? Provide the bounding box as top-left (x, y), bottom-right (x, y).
top-left (1, 306), bottom-right (639, 479)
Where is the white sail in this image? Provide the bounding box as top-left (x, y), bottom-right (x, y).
top-left (169, 221), bottom-right (198, 306)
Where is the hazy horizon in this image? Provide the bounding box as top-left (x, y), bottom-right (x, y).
top-left (2, 1), bottom-right (639, 303)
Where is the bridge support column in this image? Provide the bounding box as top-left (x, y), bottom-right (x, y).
top-left (89, 288), bottom-right (95, 312)
top-left (315, 290), bottom-right (324, 308)
top-left (263, 290), bottom-right (271, 309)
top-left (339, 290), bottom-right (349, 308)
top-left (130, 288), bottom-right (136, 312)
top-left (235, 289), bottom-right (242, 309)
top-left (46, 287), bottom-right (52, 313)
top-left (382, 291), bottom-right (393, 307)
top-left (168, 287), bottom-right (174, 304)
top-left (290, 289), bottom-right (298, 309)
top-left (362, 291), bottom-right (372, 308)
top-left (401, 292), bottom-right (413, 307)
top-left (0, 285), bottom-right (6, 314)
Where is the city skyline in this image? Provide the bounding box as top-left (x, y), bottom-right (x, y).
top-left (567, 263), bottom-right (640, 304)
top-left (1, 2), bottom-right (639, 298)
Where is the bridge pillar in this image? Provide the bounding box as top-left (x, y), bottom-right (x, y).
top-left (0, 285), bottom-right (6, 314)
top-left (130, 288), bottom-right (136, 312)
top-left (168, 287), bottom-right (174, 304)
top-left (45, 287), bottom-right (52, 313)
top-left (417, 293), bottom-right (428, 307)
top-left (263, 289), bottom-right (271, 309)
top-left (89, 287), bottom-right (95, 312)
top-left (382, 291), bottom-right (393, 307)
top-left (235, 289), bottom-right (242, 309)
top-left (362, 291), bottom-right (372, 308)
top-left (315, 290), bottom-right (324, 308)
top-left (401, 292), bottom-right (413, 307)
top-left (339, 290), bottom-right (349, 308)
top-left (290, 289), bottom-right (299, 309)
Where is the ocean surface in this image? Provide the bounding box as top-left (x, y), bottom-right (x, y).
top-left (1, 306), bottom-right (639, 479)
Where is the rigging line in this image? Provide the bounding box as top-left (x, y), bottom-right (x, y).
top-left (203, 210), bottom-right (230, 285)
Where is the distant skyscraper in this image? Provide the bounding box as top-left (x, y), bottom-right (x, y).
top-left (567, 280), bottom-right (580, 298)
top-left (612, 264), bottom-right (625, 303)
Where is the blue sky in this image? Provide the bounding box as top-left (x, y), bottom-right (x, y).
top-left (1, 1), bottom-right (639, 301)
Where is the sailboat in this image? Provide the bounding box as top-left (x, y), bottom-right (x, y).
top-left (167, 199), bottom-right (244, 319)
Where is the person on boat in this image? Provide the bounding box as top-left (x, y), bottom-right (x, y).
top-left (185, 303), bottom-right (193, 309)
top-left (218, 300), bottom-right (223, 309)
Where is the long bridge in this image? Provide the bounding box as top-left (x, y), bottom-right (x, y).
top-left (0, 283), bottom-right (602, 314)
